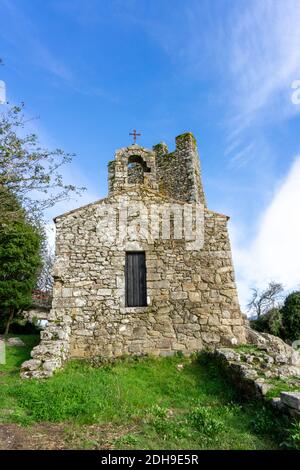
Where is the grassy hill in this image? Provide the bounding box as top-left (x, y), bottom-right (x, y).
top-left (0, 335), bottom-right (297, 450)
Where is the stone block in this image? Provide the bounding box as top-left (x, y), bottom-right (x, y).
top-left (171, 291), bottom-right (188, 300)
top-left (62, 287), bottom-right (73, 298)
top-left (97, 288), bottom-right (112, 296)
top-left (75, 298), bottom-right (87, 307)
top-left (21, 359), bottom-right (42, 371)
top-left (189, 292), bottom-right (201, 302)
top-left (280, 392), bottom-right (300, 410)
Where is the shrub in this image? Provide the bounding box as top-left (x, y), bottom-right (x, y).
top-left (250, 407), bottom-right (276, 434)
top-left (187, 406), bottom-right (224, 436)
top-left (250, 308), bottom-right (283, 337)
top-left (282, 421), bottom-right (300, 450)
top-left (250, 314), bottom-right (269, 333)
top-left (267, 308), bottom-right (283, 337)
top-left (281, 292), bottom-right (300, 342)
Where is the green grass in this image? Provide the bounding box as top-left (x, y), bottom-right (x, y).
top-left (0, 335), bottom-right (297, 449)
top-left (232, 344), bottom-right (300, 399)
top-left (233, 344), bottom-right (262, 354)
top-left (266, 377), bottom-right (300, 399)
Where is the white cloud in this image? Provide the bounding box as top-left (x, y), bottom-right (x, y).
top-left (231, 155), bottom-right (300, 311)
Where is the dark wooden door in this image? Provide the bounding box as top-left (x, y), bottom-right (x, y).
top-left (125, 252), bottom-right (147, 307)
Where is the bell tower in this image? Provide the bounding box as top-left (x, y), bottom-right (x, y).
top-left (108, 144), bottom-right (158, 194)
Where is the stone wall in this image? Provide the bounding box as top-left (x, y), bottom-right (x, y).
top-left (155, 133), bottom-right (206, 205)
top-left (21, 192), bottom-right (246, 378)
top-left (212, 329), bottom-right (300, 420)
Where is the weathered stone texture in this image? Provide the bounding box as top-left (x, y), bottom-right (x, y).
top-left (212, 338), bottom-right (300, 420)
top-left (21, 132), bottom-right (247, 378)
top-left (155, 133), bottom-right (206, 205)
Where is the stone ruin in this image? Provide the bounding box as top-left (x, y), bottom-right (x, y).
top-left (20, 132), bottom-right (299, 381)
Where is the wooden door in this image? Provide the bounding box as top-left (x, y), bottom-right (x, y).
top-left (125, 252), bottom-right (147, 307)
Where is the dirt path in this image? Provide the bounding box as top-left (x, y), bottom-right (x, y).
top-left (0, 423), bottom-right (68, 450)
top-left (0, 422), bottom-right (135, 450)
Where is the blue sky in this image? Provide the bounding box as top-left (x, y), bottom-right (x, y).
top-left (1, 0), bottom-right (300, 309)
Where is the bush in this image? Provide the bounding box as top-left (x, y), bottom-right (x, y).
top-left (187, 406), bottom-right (224, 436)
top-left (283, 421), bottom-right (300, 450)
top-left (268, 308), bottom-right (283, 336)
top-left (250, 314), bottom-right (269, 333)
top-left (250, 290), bottom-right (300, 342)
top-left (281, 292), bottom-right (300, 342)
top-left (250, 407), bottom-right (276, 434)
top-left (250, 308), bottom-right (283, 337)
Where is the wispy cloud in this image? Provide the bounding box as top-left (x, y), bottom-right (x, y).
top-left (231, 154), bottom-right (300, 310)
top-left (216, 0), bottom-right (300, 165)
top-left (123, 0), bottom-right (300, 163)
top-left (226, 0), bottom-right (300, 124)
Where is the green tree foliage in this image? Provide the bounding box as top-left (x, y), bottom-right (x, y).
top-left (267, 308), bottom-right (283, 337)
top-left (250, 308), bottom-right (283, 337)
top-left (0, 195), bottom-right (41, 334)
top-left (281, 292), bottom-right (300, 342)
top-left (250, 287), bottom-right (300, 343)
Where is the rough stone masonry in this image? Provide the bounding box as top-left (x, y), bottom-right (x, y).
top-left (22, 132), bottom-right (249, 378)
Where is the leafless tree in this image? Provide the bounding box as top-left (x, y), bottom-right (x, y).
top-left (247, 281), bottom-right (284, 318)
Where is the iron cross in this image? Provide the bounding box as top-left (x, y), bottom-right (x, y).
top-left (129, 129), bottom-right (141, 144)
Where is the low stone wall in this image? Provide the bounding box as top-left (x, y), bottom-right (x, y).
top-left (212, 328), bottom-right (300, 420)
top-left (21, 315), bottom-right (71, 379)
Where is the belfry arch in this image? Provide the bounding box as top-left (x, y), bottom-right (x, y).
top-left (127, 155), bottom-right (151, 184)
top-left (108, 145), bottom-right (158, 193)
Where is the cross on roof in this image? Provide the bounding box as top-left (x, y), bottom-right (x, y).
top-left (129, 129), bottom-right (141, 144)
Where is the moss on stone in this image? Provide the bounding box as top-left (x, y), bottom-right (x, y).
top-left (265, 377), bottom-right (300, 399)
top-left (175, 132), bottom-right (197, 146)
top-left (153, 142), bottom-right (168, 151)
top-left (233, 344), bottom-right (261, 354)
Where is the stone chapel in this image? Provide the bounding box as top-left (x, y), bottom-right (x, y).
top-left (21, 132), bottom-right (247, 378)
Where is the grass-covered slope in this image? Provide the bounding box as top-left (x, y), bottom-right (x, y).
top-left (0, 335), bottom-right (297, 450)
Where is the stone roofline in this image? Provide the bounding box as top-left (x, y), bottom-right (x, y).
top-left (111, 132), bottom-right (197, 156)
top-left (114, 143), bottom-right (154, 155)
top-left (53, 187), bottom-right (230, 222)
